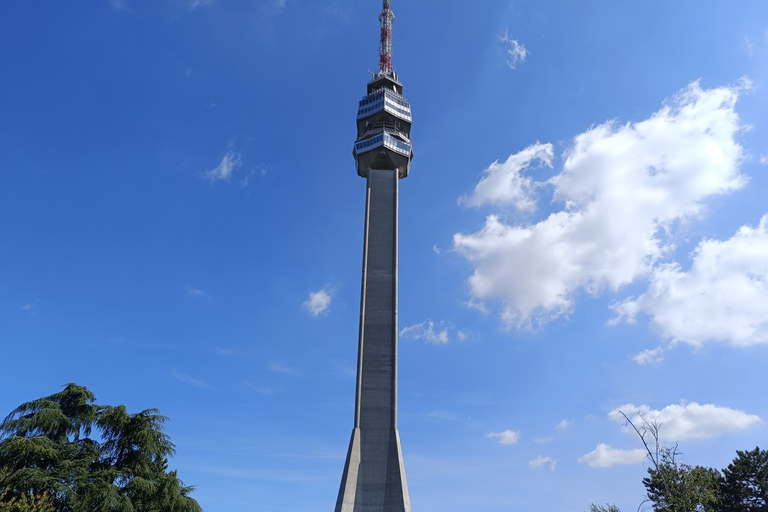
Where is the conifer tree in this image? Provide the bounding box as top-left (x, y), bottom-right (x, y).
top-left (0, 384), bottom-right (202, 512)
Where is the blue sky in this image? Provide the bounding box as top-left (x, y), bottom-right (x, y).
top-left (1, 1), bottom-right (767, 511)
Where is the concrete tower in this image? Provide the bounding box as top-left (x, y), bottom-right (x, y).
top-left (334, 1), bottom-right (414, 511)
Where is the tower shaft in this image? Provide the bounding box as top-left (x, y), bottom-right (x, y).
top-left (335, 169), bottom-right (411, 512)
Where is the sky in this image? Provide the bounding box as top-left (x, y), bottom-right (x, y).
top-left (1, 1), bottom-right (768, 511)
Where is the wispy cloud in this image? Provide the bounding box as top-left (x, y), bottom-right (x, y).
top-left (21, 300), bottom-right (40, 313)
top-left (578, 444), bottom-right (646, 468)
top-left (186, 286), bottom-right (206, 297)
top-left (745, 36), bottom-right (755, 57)
top-left (760, 154), bottom-right (768, 165)
top-left (500, 28), bottom-right (528, 69)
top-left (172, 370), bottom-right (212, 389)
top-left (555, 419), bottom-right (572, 430)
top-left (202, 152), bottom-right (241, 184)
top-left (110, 0), bottom-right (130, 12)
top-left (484, 429), bottom-right (520, 445)
top-left (400, 320), bottom-right (456, 344)
top-left (189, 0), bottom-right (215, 10)
top-left (530, 456), bottom-right (558, 471)
top-left (261, 0), bottom-right (286, 16)
top-left (303, 287), bottom-right (334, 316)
top-left (269, 362), bottom-right (298, 375)
top-left (245, 382), bottom-right (274, 395)
top-left (455, 81), bottom-right (747, 330)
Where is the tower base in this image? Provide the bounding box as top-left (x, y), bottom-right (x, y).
top-left (335, 428), bottom-right (412, 512)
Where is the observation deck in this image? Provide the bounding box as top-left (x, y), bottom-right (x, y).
top-left (353, 72), bottom-right (413, 179)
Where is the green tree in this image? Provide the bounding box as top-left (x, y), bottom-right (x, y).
top-left (719, 447), bottom-right (768, 511)
top-left (588, 504), bottom-right (621, 512)
top-left (0, 468), bottom-right (55, 512)
top-left (0, 384), bottom-right (201, 512)
top-left (616, 410), bottom-right (721, 512)
top-left (642, 451), bottom-right (722, 511)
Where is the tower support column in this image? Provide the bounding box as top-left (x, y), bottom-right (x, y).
top-left (334, 168), bottom-right (411, 512)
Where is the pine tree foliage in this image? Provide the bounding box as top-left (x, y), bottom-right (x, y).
top-left (0, 469), bottom-right (55, 512)
top-left (0, 384), bottom-right (202, 512)
top-left (642, 452), bottom-right (722, 512)
top-left (719, 447), bottom-right (768, 511)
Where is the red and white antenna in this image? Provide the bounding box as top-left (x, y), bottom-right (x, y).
top-left (378, 0), bottom-right (394, 74)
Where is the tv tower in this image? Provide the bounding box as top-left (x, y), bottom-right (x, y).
top-left (334, 1), bottom-right (414, 511)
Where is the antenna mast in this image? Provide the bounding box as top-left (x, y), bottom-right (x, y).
top-left (378, 0), bottom-right (394, 74)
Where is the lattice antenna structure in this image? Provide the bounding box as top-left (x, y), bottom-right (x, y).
top-left (379, 0), bottom-right (395, 74)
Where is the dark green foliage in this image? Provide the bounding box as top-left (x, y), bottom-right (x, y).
top-left (588, 504), bottom-right (621, 512)
top-left (0, 384), bottom-right (201, 512)
top-left (642, 449), bottom-right (722, 511)
top-left (719, 447), bottom-right (768, 511)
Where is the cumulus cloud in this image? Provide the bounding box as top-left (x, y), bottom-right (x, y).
top-left (760, 155), bottom-right (768, 166)
top-left (485, 429), bottom-right (520, 445)
top-left (530, 456), bottom-right (558, 471)
top-left (202, 152), bottom-right (241, 183)
top-left (303, 287), bottom-right (333, 316)
top-left (556, 419), bottom-right (573, 430)
top-left (454, 81), bottom-right (747, 328)
top-left (612, 215), bottom-right (768, 346)
top-left (400, 321), bottom-right (450, 344)
top-left (609, 402), bottom-right (763, 441)
top-left (632, 347), bottom-right (665, 365)
top-left (460, 142), bottom-right (553, 211)
top-left (578, 444), bottom-right (646, 468)
top-left (501, 29), bottom-right (528, 69)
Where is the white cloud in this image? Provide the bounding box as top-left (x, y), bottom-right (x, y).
top-left (186, 286), bottom-right (206, 297)
top-left (632, 347), bottom-right (665, 365)
top-left (202, 152), bottom-right (241, 183)
top-left (745, 36), bottom-right (755, 57)
top-left (459, 142), bottom-right (553, 211)
top-left (189, 0), bottom-right (214, 10)
top-left (303, 287), bottom-right (333, 316)
top-left (110, 0), bottom-right (129, 12)
top-left (21, 300), bottom-right (40, 313)
top-left (172, 370), bottom-right (211, 389)
top-left (269, 362), bottom-right (298, 375)
top-left (530, 456), bottom-right (558, 471)
top-left (400, 321), bottom-right (450, 344)
top-left (534, 437), bottom-right (554, 444)
top-left (760, 155), bottom-right (768, 165)
top-left (485, 429), bottom-right (520, 445)
top-left (456, 330), bottom-right (467, 341)
top-left (578, 444), bottom-right (646, 468)
top-left (609, 402), bottom-right (763, 441)
top-left (556, 419), bottom-right (573, 430)
top-left (612, 215), bottom-right (768, 346)
top-left (501, 28), bottom-right (528, 69)
top-left (261, 0), bottom-right (286, 16)
top-left (433, 244), bottom-right (441, 254)
top-left (454, 81), bottom-right (747, 328)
